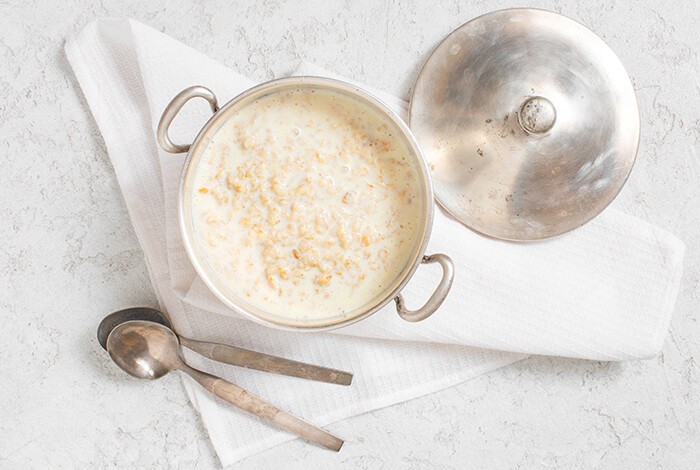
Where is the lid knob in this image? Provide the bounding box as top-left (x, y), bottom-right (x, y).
top-left (517, 96), bottom-right (556, 134)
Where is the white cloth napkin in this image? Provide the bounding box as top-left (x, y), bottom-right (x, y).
top-left (66, 19), bottom-right (685, 466)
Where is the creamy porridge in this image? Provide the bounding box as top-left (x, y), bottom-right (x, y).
top-left (190, 87), bottom-right (424, 323)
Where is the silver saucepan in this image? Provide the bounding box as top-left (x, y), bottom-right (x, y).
top-left (157, 77), bottom-right (454, 332)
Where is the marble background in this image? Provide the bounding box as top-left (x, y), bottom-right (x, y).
top-left (1, 0), bottom-right (698, 468)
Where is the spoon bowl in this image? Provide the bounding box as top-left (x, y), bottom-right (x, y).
top-left (98, 307), bottom-right (171, 351)
top-left (107, 321), bottom-right (179, 380)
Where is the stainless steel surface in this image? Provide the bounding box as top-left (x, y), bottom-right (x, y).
top-left (158, 76), bottom-right (454, 331)
top-left (97, 307), bottom-right (170, 350)
top-left (179, 336), bottom-right (353, 385)
top-left (518, 96), bottom-right (557, 134)
top-left (409, 8), bottom-right (640, 241)
top-left (107, 321), bottom-right (343, 451)
top-left (394, 254), bottom-right (455, 322)
top-left (98, 307), bottom-right (353, 385)
top-left (157, 86), bottom-right (219, 154)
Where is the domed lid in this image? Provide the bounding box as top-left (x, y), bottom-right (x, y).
top-left (409, 8), bottom-right (639, 241)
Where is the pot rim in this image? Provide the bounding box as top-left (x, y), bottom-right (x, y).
top-left (177, 76), bottom-right (435, 332)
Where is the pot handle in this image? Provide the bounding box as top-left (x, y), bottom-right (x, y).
top-left (157, 86), bottom-right (219, 154)
top-left (394, 253), bottom-right (454, 322)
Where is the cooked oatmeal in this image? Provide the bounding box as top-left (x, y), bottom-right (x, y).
top-left (191, 86), bottom-right (424, 323)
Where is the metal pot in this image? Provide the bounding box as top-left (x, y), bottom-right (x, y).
top-left (157, 77), bottom-right (454, 331)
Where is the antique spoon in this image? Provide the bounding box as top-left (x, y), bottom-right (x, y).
top-left (98, 307), bottom-right (352, 385)
top-left (107, 320), bottom-right (343, 451)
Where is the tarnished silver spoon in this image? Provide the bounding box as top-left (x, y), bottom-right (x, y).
top-left (107, 320), bottom-right (343, 451)
top-left (98, 307), bottom-right (352, 385)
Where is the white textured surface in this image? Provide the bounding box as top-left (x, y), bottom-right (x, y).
top-left (65, 20), bottom-right (678, 464)
top-left (1, 0), bottom-right (698, 468)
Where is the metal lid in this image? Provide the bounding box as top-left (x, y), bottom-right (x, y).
top-left (409, 8), bottom-right (640, 241)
